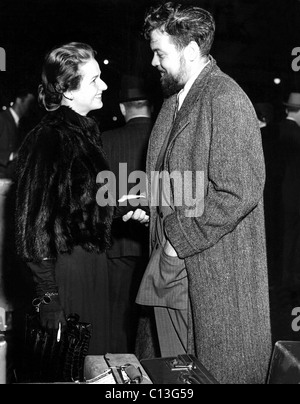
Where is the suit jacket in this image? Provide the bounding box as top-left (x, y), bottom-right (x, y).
top-left (137, 57), bottom-right (272, 384)
top-left (102, 117), bottom-right (152, 258)
top-left (279, 119), bottom-right (300, 213)
top-left (0, 109), bottom-right (19, 178)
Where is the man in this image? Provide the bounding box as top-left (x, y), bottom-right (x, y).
top-left (0, 88), bottom-right (34, 179)
top-left (279, 92), bottom-right (300, 294)
top-left (0, 88), bottom-right (34, 309)
top-left (123, 2), bottom-right (272, 384)
top-left (254, 103), bottom-right (282, 285)
top-left (101, 75), bottom-right (153, 353)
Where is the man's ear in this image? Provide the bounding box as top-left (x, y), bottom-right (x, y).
top-left (185, 40), bottom-right (200, 61)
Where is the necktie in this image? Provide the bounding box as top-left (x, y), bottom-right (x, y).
top-left (173, 94), bottom-right (179, 123)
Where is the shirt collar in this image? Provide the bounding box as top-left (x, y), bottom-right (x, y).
top-left (127, 113), bottom-right (151, 120)
top-left (177, 59), bottom-right (211, 111)
top-left (9, 107), bottom-right (20, 126)
top-left (286, 116), bottom-right (296, 122)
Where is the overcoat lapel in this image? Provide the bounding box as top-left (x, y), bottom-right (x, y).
top-left (146, 95), bottom-right (177, 249)
top-left (168, 57), bottom-right (216, 147)
top-left (147, 57), bottom-right (217, 176)
top-left (147, 96), bottom-right (177, 174)
top-left (146, 57), bottom-right (218, 249)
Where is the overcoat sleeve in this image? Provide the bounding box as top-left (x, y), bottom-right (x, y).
top-left (164, 86), bottom-right (265, 259)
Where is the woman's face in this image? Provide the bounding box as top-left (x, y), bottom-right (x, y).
top-left (69, 58), bottom-right (107, 116)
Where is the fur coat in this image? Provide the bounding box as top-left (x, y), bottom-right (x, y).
top-left (15, 106), bottom-right (113, 263)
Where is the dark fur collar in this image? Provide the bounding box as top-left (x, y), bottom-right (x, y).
top-left (44, 106), bottom-right (98, 131)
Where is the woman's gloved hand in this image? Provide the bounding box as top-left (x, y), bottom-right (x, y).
top-left (38, 294), bottom-right (67, 330)
top-left (28, 260), bottom-right (67, 330)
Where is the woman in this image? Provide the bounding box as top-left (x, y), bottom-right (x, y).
top-left (15, 42), bottom-right (113, 355)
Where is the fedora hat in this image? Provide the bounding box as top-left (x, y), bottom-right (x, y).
top-left (283, 92), bottom-right (300, 108)
top-left (119, 75), bottom-right (149, 102)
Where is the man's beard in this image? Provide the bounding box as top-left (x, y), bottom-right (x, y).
top-left (161, 73), bottom-right (184, 98)
top-left (160, 56), bottom-right (186, 98)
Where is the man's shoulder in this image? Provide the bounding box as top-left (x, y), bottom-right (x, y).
top-left (210, 66), bottom-right (242, 91)
top-left (203, 66), bottom-right (251, 106)
top-left (102, 125), bottom-right (123, 135)
top-left (0, 108), bottom-right (13, 124)
top-left (279, 119), bottom-right (300, 132)
top-left (102, 119), bottom-right (151, 141)
top-left (102, 125), bottom-right (124, 141)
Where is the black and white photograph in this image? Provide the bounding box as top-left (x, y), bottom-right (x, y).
top-left (0, 0), bottom-right (300, 385)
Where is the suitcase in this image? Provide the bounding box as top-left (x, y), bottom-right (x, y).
top-left (141, 354), bottom-right (219, 384)
top-left (84, 353), bottom-right (152, 384)
top-left (267, 341), bottom-right (300, 384)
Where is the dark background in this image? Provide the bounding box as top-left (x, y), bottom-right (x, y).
top-left (0, 0), bottom-right (300, 130)
top-left (1, 0), bottom-right (300, 374)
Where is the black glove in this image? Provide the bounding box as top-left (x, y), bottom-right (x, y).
top-left (38, 294), bottom-right (67, 330)
top-left (27, 260), bottom-right (67, 331)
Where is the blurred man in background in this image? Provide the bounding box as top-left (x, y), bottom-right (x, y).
top-left (102, 75), bottom-right (153, 353)
top-left (279, 92), bottom-right (300, 297)
top-left (0, 88), bottom-right (34, 179)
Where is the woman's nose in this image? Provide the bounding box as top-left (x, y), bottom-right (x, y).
top-left (99, 79), bottom-right (108, 91)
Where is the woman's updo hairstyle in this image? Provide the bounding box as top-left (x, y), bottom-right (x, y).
top-left (38, 42), bottom-right (96, 111)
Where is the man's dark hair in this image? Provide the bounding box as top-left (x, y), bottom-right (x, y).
top-left (143, 1), bottom-right (215, 56)
top-left (14, 87), bottom-right (34, 100)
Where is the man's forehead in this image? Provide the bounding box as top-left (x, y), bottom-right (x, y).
top-left (150, 29), bottom-right (175, 49)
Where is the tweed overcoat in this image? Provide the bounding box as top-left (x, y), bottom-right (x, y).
top-left (142, 58), bottom-right (272, 384)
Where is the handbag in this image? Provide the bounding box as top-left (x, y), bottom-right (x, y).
top-left (21, 313), bottom-right (92, 383)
